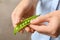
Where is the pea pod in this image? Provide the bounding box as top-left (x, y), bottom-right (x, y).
top-left (14, 15), bottom-right (40, 35)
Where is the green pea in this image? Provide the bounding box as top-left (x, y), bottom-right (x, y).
top-left (14, 15), bottom-right (40, 35)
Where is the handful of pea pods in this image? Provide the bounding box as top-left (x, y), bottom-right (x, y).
top-left (14, 15), bottom-right (40, 35)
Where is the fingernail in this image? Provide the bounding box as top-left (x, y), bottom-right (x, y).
top-left (30, 19), bottom-right (35, 23)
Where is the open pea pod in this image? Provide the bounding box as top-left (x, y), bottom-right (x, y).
top-left (14, 15), bottom-right (40, 35)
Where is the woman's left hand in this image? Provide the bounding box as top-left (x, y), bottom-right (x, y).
top-left (29, 10), bottom-right (60, 37)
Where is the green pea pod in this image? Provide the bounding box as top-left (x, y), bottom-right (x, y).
top-left (14, 15), bottom-right (40, 35)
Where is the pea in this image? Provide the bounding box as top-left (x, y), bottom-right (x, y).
top-left (14, 15), bottom-right (40, 35)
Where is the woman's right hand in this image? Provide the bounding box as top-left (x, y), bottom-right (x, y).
top-left (11, 0), bottom-right (38, 33)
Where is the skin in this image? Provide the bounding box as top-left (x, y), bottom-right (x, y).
top-left (11, 0), bottom-right (60, 37)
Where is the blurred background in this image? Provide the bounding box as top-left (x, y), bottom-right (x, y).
top-left (0, 0), bottom-right (31, 40)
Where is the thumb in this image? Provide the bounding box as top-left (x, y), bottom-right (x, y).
top-left (30, 15), bottom-right (49, 24)
top-left (12, 17), bottom-right (22, 27)
top-left (11, 12), bottom-right (23, 27)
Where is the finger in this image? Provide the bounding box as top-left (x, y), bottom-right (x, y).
top-left (25, 27), bottom-right (31, 32)
top-left (30, 15), bottom-right (50, 24)
top-left (29, 24), bottom-right (50, 33)
top-left (25, 26), bottom-right (35, 33)
top-left (30, 24), bottom-right (59, 37)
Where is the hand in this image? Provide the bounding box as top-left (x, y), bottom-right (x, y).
top-left (11, 0), bottom-right (38, 33)
top-left (29, 10), bottom-right (60, 37)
